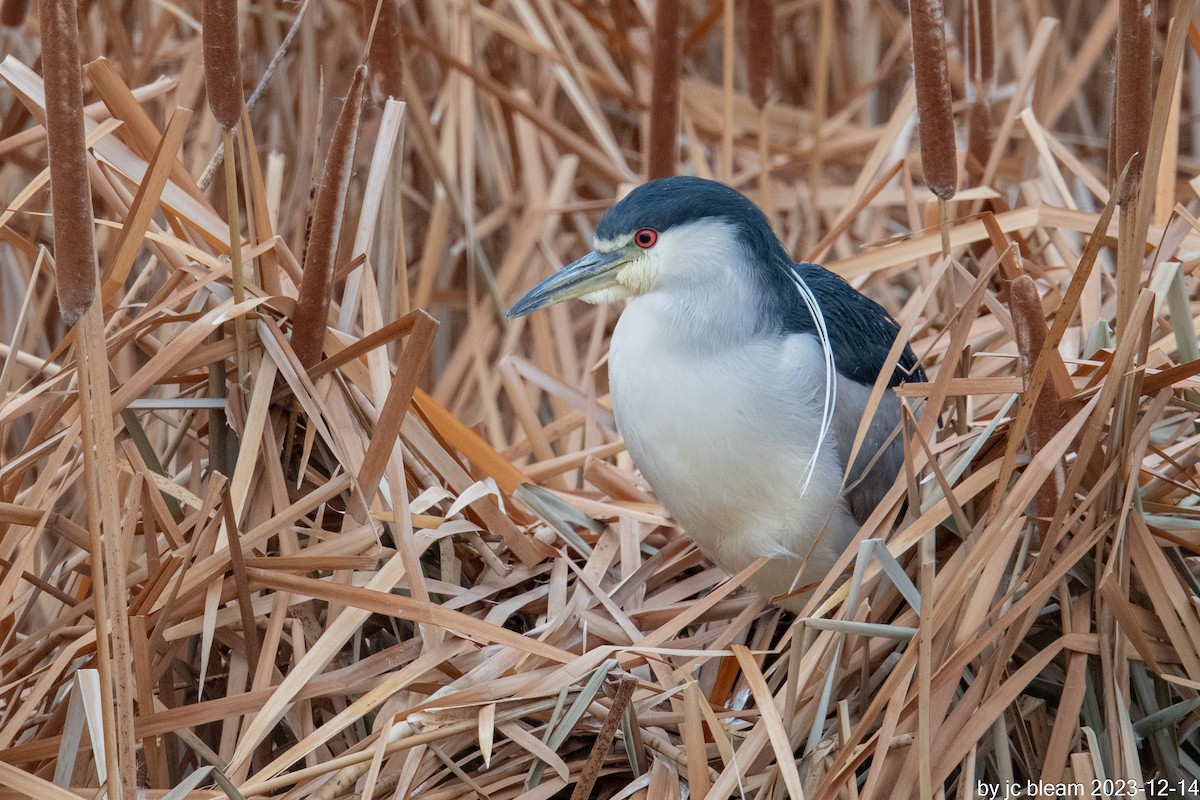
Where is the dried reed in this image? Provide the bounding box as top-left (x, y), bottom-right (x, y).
top-left (1, 4), bottom-right (1199, 799)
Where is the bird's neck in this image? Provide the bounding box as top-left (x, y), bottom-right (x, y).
top-left (622, 274), bottom-right (767, 352)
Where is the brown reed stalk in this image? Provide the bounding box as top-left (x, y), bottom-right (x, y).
top-left (909, 0), bottom-right (957, 201)
top-left (746, 0), bottom-right (774, 109)
top-left (647, 0), bottom-right (680, 179)
top-left (362, 0), bottom-right (405, 103)
top-left (40, 0), bottom-right (95, 326)
top-left (292, 65), bottom-right (367, 368)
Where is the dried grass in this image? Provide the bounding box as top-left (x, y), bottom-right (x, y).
top-left (2, 2), bottom-right (1200, 799)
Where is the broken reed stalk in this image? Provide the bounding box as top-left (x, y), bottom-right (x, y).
top-left (38, 0), bottom-right (135, 795)
top-left (203, 0), bottom-right (250, 385)
top-left (1113, 0), bottom-right (1154, 335)
top-left (647, 0), bottom-right (681, 179)
top-left (292, 65), bottom-right (368, 368)
top-left (221, 127), bottom-right (251, 385)
top-left (363, 0), bottom-right (405, 103)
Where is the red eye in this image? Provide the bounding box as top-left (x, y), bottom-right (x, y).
top-left (634, 228), bottom-right (658, 248)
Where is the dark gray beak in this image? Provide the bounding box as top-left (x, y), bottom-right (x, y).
top-left (507, 249), bottom-right (629, 318)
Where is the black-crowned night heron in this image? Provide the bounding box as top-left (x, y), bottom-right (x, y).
top-left (508, 177), bottom-right (925, 609)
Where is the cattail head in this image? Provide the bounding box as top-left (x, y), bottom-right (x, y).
top-left (291, 66), bottom-right (368, 368)
top-left (647, 0), bottom-right (681, 180)
top-left (1111, 0), bottom-right (1154, 201)
top-left (361, 0), bottom-right (406, 103)
top-left (202, 0), bottom-right (244, 130)
top-left (40, 0), bottom-right (97, 326)
top-left (966, 96), bottom-right (993, 186)
top-left (1, 0), bottom-right (28, 28)
top-left (746, 0), bottom-right (774, 109)
top-left (910, 0), bottom-right (958, 200)
top-left (965, 0), bottom-right (995, 90)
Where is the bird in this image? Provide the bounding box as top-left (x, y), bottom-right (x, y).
top-left (507, 176), bottom-right (925, 610)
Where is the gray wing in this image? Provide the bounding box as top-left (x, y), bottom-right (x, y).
top-left (832, 374), bottom-right (909, 525)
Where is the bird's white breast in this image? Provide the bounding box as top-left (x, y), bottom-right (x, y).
top-left (609, 294), bottom-right (858, 605)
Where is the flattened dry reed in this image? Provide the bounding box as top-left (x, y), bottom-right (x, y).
top-left (2, 4), bottom-right (1200, 800)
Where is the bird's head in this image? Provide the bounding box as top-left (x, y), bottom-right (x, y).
top-left (507, 176), bottom-right (789, 318)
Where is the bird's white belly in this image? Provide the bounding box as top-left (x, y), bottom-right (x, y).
top-left (609, 298), bottom-right (858, 605)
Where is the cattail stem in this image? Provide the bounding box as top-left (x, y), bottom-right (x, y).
top-left (647, 0), bottom-right (680, 180)
top-left (222, 126), bottom-right (251, 386)
top-left (204, 0), bottom-right (250, 385)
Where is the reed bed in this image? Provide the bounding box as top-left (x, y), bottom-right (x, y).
top-left (1, 2), bottom-right (1199, 798)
